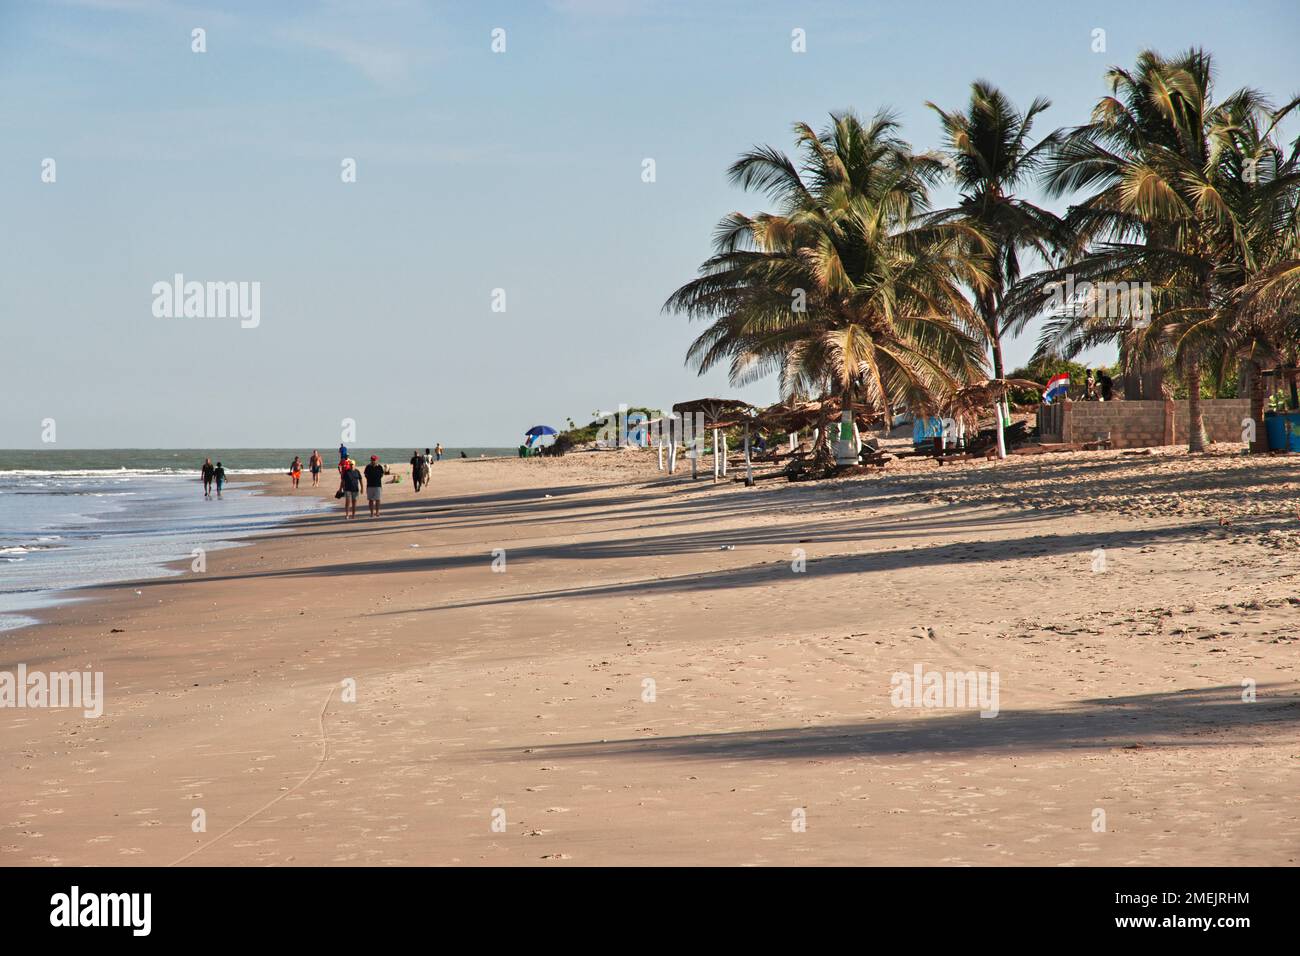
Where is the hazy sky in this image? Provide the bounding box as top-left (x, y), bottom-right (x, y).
top-left (2, 0), bottom-right (1296, 447)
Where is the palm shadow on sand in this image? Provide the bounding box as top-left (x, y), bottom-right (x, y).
top-left (500, 685), bottom-right (1300, 762)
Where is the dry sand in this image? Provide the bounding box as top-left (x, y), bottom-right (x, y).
top-left (2, 446), bottom-right (1297, 866)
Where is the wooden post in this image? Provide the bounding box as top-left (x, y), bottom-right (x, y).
top-left (993, 404), bottom-right (1007, 459)
top-left (669, 441), bottom-right (677, 474)
top-left (712, 428), bottom-right (720, 483)
top-left (657, 441), bottom-right (664, 471)
top-left (789, 433), bottom-right (796, 451)
top-left (721, 433), bottom-right (728, 476)
top-left (744, 423), bottom-right (753, 486)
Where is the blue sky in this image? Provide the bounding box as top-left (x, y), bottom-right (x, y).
top-left (2, 0), bottom-right (1296, 447)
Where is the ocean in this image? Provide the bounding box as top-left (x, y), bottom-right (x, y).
top-left (0, 448), bottom-right (512, 632)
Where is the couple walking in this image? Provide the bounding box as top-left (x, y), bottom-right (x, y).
top-left (337, 451), bottom-right (386, 519)
top-left (200, 458), bottom-right (226, 499)
top-left (410, 448), bottom-right (440, 492)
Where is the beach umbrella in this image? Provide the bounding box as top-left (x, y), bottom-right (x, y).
top-left (524, 425), bottom-right (557, 449)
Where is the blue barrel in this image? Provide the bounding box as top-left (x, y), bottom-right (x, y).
top-left (1264, 412), bottom-right (1300, 451)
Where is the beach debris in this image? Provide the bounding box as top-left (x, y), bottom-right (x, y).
top-left (719, 544), bottom-right (735, 550)
top-left (110, 628), bottom-right (125, 633)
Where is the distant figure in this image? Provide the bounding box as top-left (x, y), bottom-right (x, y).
top-left (338, 443), bottom-right (349, 466)
top-left (338, 458), bottom-right (362, 519)
top-left (201, 458), bottom-right (215, 498)
top-left (1084, 370), bottom-right (1098, 401)
top-left (459, 451), bottom-right (467, 459)
top-left (364, 455), bottom-right (385, 517)
top-left (309, 450), bottom-right (323, 487)
top-left (289, 456), bottom-right (302, 490)
top-left (1098, 370), bottom-right (1114, 402)
top-left (424, 447), bottom-right (434, 471)
top-left (434, 443), bottom-right (444, 462)
top-left (213, 461), bottom-right (226, 499)
top-left (410, 450), bottom-right (428, 492)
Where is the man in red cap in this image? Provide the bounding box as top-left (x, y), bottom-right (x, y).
top-left (363, 455), bottom-right (386, 517)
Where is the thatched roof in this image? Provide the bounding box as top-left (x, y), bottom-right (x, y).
top-left (946, 378), bottom-right (1042, 420)
top-left (755, 396), bottom-right (882, 431)
top-left (671, 398), bottom-right (757, 427)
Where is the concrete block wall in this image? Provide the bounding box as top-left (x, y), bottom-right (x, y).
top-left (1053, 398), bottom-right (1250, 449)
top-left (1175, 399), bottom-right (1250, 444)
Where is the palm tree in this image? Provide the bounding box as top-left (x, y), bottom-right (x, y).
top-left (1033, 48), bottom-right (1272, 452)
top-left (664, 111), bottom-right (990, 458)
top-left (1194, 96), bottom-right (1300, 449)
top-left (925, 82), bottom-right (1070, 422)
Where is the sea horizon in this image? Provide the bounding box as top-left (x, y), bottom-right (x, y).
top-left (0, 447), bottom-right (518, 474)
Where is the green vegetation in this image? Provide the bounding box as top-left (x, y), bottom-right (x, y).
top-left (667, 48), bottom-right (1300, 454)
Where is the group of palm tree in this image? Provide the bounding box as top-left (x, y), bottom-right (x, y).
top-left (665, 48), bottom-right (1300, 455)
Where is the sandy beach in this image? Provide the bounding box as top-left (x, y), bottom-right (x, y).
top-left (2, 448), bottom-right (1296, 866)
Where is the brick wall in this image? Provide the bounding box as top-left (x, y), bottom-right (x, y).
top-left (1051, 398), bottom-right (1249, 449)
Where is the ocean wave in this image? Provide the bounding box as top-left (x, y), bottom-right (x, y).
top-left (0, 469), bottom-right (195, 478)
top-left (0, 542), bottom-right (66, 555)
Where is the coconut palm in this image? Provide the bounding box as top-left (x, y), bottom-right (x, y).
top-left (664, 111), bottom-right (990, 454)
top-left (1030, 48), bottom-right (1275, 452)
top-left (925, 82), bottom-right (1070, 420)
top-left (1190, 96), bottom-right (1300, 448)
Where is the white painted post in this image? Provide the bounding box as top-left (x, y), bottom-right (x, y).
top-left (721, 433), bottom-right (728, 476)
top-left (993, 405), bottom-right (1007, 459)
top-left (712, 428), bottom-right (720, 483)
top-left (657, 441), bottom-right (664, 471)
top-left (789, 433), bottom-right (796, 451)
top-left (669, 441), bottom-right (677, 474)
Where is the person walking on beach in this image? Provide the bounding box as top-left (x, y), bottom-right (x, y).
top-left (410, 450), bottom-right (428, 493)
top-left (201, 458), bottom-right (215, 498)
top-left (338, 443), bottom-right (349, 470)
top-left (338, 457), bottom-right (362, 519)
top-left (434, 443), bottom-right (443, 462)
top-left (213, 461), bottom-right (226, 499)
top-left (309, 450), bottom-right (323, 487)
top-left (289, 455), bottom-right (303, 490)
top-left (364, 455), bottom-right (385, 517)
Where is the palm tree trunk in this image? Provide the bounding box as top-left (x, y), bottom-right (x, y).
top-left (811, 406), bottom-right (835, 477)
top-left (991, 337), bottom-right (1009, 424)
top-left (1250, 360), bottom-right (1268, 453)
top-left (1185, 356), bottom-right (1208, 453)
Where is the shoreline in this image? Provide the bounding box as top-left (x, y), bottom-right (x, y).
top-left (3, 448), bottom-right (1298, 865)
